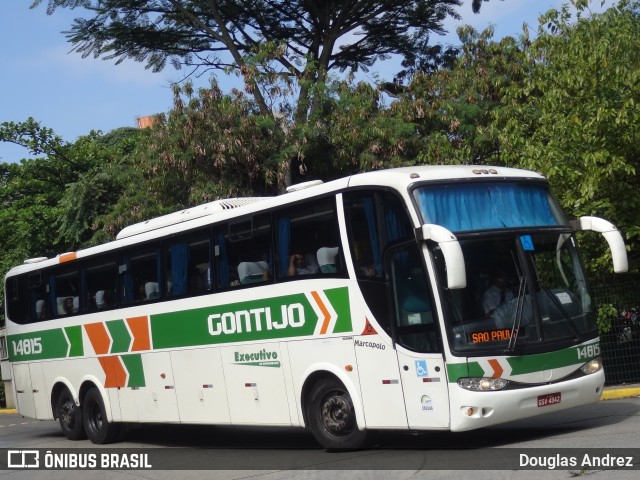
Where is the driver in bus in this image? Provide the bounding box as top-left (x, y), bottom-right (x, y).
top-left (482, 270), bottom-right (514, 315)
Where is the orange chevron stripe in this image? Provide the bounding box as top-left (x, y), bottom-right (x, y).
top-left (311, 291), bottom-right (331, 334)
top-left (98, 356), bottom-right (127, 388)
top-left (85, 322), bottom-right (111, 355)
top-left (127, 316), bottom-right (151, 352)
top-left (488, 359), bottom-right (504, 378)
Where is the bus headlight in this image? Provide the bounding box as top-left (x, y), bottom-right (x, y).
top-left (580, 357), bottom-right (603, 375)
top-left (458, 377), bottom-right (509, 391)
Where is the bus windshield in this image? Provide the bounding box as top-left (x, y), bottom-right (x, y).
top-left (433, 232), bottom-right (596, 354)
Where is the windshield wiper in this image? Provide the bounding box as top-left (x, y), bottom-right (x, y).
top-left (507, 273), bottom-right (527, 351)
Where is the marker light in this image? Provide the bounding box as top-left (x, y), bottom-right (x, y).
top-left (458, 377), bottom-right (509, 391)
top-left (580, 357), bottom-right (603, 375)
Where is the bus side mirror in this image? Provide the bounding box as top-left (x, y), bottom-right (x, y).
top-left (573, 216), bottom-right (628, 273)
top-left (420, 224), bottom-right (467, 289)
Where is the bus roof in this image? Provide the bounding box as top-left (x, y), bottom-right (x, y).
top-left (6, 165), bottom-right (544, 277)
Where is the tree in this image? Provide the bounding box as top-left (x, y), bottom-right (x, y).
top-left (35, 1), bottom-right (472, 121)
top-left (496, 0), bottom-right (640, 272)
top-left (89, 80), bottom-right (286, 240)
top-left (56, 127), bottom-right (148, 246)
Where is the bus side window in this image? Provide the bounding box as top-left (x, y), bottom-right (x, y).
top-left (27, 272), bottom-right (47, 322)
top-left (48, 264), bottom-right (80, 317)
top-left (344, 190), bottom-right (414, 335)
top-left (6, 275), bottom-right (27, 324)
top-left (345, 191), bottom-right (413, 280)
top-left (387, 243), bottom-right (440, 353)
top-left (83, 255), bottom-right (118, 312)
top-left (165, 230), bottom-right (212, 297)
top-left (119, 244), bottom-right (162, 304)
top-left (275, 197), bottom-right (342, 279)
top-left (217, 214), bottom-right (272, 288)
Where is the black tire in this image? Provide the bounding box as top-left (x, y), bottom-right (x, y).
top-left (57, 387), bottom-right (86, 440)
top-left (306, 377), bottom-right (368, 450)
top-left (82, 388), bottom-right (122, 444)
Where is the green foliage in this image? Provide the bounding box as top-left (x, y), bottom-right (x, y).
top-left (496, 0), bottom-right (640, 273)
top-left (92, 81), bottom-right (286, 236)
top-left (56, 128), bottom-right (148, 246)
top-left (597, 303), bottom-right (618, 334)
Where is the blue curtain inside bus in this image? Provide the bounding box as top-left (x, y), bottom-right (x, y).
top-left (278, 217), bottom-right (290, 277)
top-left (362, 197), bottom-right (382, 276)
top-left (215, 234), bottom-right (229, 288)
top-left (170, 242), bottom-right (189, 296)
top-left (416, 183), bottom-right (561, 232)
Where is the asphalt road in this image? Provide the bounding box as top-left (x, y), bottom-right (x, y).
top-left (1, 397), bottom-right (639, 480)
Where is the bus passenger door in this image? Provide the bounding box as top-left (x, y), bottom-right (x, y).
top-left (387, 244), bottom-right (450, 429)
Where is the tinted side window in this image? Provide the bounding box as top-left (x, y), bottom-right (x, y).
top-left (83, 255), bottom-right (118, 311)
top-left (6, 275), bottom-right (27, 324)
top-left (214, 214), bottom-right (272, 288)
top-left (165, 230), bottom-right (212, 297)
top-left (48, 263), bottom-right (80, 317)
top-left (388, 243), bottom-right (439, 353)
top-left (275, 197), bottom-right (342, 279)
top-left (28, 272), bottom-right (47, 322)
top-left (345, 190), bottom-right (413, 280)
top-left (345, 190), bottom-right (414, 335)
top-left (119, 244), bottom-right (161, 304)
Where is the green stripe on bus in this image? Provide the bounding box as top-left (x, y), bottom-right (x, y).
top-left (446, 342), bottom-right (599, 382)
top-left (151, 288), bottom-right (352, 349)
top-left (446, 363), bottom-right (469, 382)
top-left (325, 287), bottom-right (352, 333)
top-left (8, 329), bottom-right (69, 362)
top-left (64, 326), bottom-right (84, 357)
top-left (507, 343), bottom-right (599, 375)
top-left (106, 319), bottom-right (132, 354)
top-left (121, 354), bottom-right (145, 388)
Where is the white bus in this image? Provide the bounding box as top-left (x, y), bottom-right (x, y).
top-left (4, 165), bottom-right (628, 449)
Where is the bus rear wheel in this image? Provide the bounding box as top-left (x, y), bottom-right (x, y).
top-left (82, 388), bottom-right (121, 444)
top-left (307, 378), bottom-right (368, 450)
top-left (57, 387), bottom-right (86, 440)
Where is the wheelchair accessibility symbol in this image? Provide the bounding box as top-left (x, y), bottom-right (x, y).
top-left (415, 360), bottom-right (428, 377)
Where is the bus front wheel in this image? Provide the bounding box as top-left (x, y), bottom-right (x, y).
top-left (82, 388), bottom-right (121, 444)
top-left (306, 378), bottom-right (368, 450)
top-left (57, 387), bottom-right (86, 440)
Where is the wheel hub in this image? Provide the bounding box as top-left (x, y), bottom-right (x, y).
top-left (60, 400), bottom-right (75, 427)
top-left (321, 394), bottom-right (353, 435)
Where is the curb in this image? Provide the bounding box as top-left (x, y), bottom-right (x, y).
top-left (601, 386), bottom-right (640, 400)
top-left (0, 409), bottom-right (17, 414)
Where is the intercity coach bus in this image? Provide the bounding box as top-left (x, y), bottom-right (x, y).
top-left (4, 166), bottom-right (628, 449)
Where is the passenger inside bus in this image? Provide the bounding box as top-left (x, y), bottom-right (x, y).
top-left (288, 250), bottom-right (319, 276)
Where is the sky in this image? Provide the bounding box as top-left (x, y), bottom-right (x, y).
top-left (0, 0), bottom-right (608, 164)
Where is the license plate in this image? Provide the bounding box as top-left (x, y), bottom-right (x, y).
top-left (537, 392), bottom-right (561, 407)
